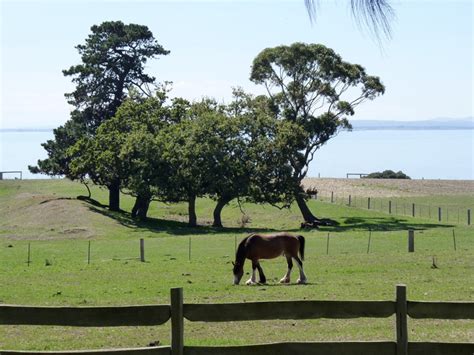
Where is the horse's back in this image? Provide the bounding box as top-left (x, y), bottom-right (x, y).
top-left (245, 233), bottom-right (300, 260)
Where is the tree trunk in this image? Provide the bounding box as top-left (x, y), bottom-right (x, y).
top-left (132, 195), bottom-right (151, 220)
top-left (109, 180), bottom-right (120, 211)
top-left (188, 194), bottom-right (197, 227)
top-left (212, 196), bottom-right (232, 228)
top-left (295, 192), bottom-right (318, 223)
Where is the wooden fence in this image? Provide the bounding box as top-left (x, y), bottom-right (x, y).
top-left (1, 285), bottom-right (473, 355)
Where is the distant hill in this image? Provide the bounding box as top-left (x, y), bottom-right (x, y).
top-left (351, 118), bottom-right (474, 130)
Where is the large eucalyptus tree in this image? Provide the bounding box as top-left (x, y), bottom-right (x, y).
top-left (250, 42), bottom-right (385, 225)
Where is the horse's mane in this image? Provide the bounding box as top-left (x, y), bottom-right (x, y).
top-left (235, 234), bottom-right (252, 264)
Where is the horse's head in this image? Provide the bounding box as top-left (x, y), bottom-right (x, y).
top-left (232, 261), bottom-right (244, 285)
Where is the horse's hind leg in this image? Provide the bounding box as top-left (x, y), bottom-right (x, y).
top-left (279, 256), bottom-right (293, 283)
top-left (293, 256), bottom-right (307, 284)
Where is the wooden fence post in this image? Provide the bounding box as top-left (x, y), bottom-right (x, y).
top-left (438, 207), bottom-right (442, 222)
top-left (367, 229), bottom-right (372, 254)
top-left (348, 195), bottom-right (351, 207)
top-left (171, 288), bottom-right (184, 355)
top-left (468, 209), bottom-right (471, 225)
top-left (396, 284), bottom-right (408, 355)
top-left (87, 241), bottom-right (91, 265)
top-left (408, 230), bottom-right (414, 252)
top-left (140, 239), bottom-right (145, 262)
top-left (326, 233), bottom-right (330, 255)
top-left (368, 197), bottom-right (371, 210)
top-left (389, 200), bottom-right (392, 214)
top-left (27, 243), bottom-right (31, 267)
top-left (331, 191), bottom-right (334, 203)
top-left (188, 236), bottom-right (191, 261)
top-left (412, 203), bottom-right (415, 217)
top-left (452, 229), bottom-right (457, 251)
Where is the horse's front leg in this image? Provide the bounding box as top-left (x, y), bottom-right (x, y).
top-left (256, 262), bottom-right (266, 284)
top-left (246, 260), bottom-right (258, 285)
top-left (279, 256), bottom-right (292, 283)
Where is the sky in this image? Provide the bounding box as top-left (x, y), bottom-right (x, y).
top-left (0, 0), bottom-right (473, 129)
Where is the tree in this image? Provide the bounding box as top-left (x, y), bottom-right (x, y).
top-left (250, 42), bottom-right (385, 225)
top-left (305, 0), bottom-right (394, 40)
top-left (31, 21), bottom-right (169, 211)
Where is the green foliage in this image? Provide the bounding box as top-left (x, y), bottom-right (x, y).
top-left (63, 21), bottom-right (169, 131)
top-left (250, 42), bottom-right (385, 222)
top-left (364, 170), bottom-right (411, 179)
top-left (31, 21), bottom-right (168, 207)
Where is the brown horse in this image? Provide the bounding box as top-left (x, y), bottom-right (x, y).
top-left (232, 232), bottom-right (307, 285)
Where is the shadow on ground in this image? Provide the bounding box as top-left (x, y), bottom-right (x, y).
top-left (321, 216), bottom-right (455, 232)
top-left (86, 204), bottom-right (279, 236)
top-left (81, 197), bottom-right (455, 236)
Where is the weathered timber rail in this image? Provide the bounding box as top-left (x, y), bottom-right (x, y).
top-left (1, 285), bottom-right (473, 355)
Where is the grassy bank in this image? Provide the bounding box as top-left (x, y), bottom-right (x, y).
top-left (0, 179), bottom-right (473, 350)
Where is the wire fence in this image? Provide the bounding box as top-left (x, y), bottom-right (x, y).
top-left (313, 191), bottom-right (472, 225)
top-left (2, 228), bottom-right (472, 269)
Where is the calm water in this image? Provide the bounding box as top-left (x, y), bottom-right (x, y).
top-left (1, 129), bottom-right (473, 180)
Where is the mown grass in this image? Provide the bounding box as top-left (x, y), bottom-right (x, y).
top-left (0, 179), bottom-right (473, 350)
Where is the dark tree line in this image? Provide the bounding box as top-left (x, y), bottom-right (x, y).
top-left (31, 21), bottom-right (384, 228)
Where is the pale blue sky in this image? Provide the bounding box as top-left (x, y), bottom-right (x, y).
top-left (1, 0), bottom-right (473, 129)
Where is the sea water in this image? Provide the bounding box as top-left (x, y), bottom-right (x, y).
top-left (0, 129), bottom-right (473, 180)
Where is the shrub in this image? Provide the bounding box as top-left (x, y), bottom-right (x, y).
top-left (364, 170), bottom-right (411, 179)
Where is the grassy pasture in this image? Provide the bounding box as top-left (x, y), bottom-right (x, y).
top-left (0, 179), bottom-right (473, 350)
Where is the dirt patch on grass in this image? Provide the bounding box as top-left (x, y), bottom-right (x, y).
top-left (0, 193), bottom-right (117, 240)
top-left (302, 178), bottom-right (474, 198)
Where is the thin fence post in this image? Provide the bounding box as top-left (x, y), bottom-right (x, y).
top-left (408, 230), bottom-right (414, 252)
top-left (331, 191), bottom-right (334, 203)
top-left (396, 284), bottom-right (408, 355)
top-left (412, 203), bottom-right (415, 218)
top-left (140, 238), bottom-right (145, 262)
top-left (27, 243), bottom-right (31, 267)
top-left (389, 200), bottom-right (392, 214)
top-left (326, 232), bottom-right (330, 255)
top-left (452, 229), bottom-right (457, 251)
top-left (438, 207), bottom-right (442, 222)
top-left (367, 229), bottom-right (372, 254)
top-left (368, 197), bottom-right (371, 210)
top-left (468, 209), bottom-right (471, 225)
top-left (188, 236), bottom-right (191, 261)
top-left (87, 241), bottom-right (91, 265)
top-left (348, 195), bottom-right (352, 207)
top-left (171, 288), bottom-right (184, 355)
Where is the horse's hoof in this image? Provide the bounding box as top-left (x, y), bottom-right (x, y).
top-left (297, 279), bottom-right (307, 284)
top-left (246, 279), bottom-right (256, 285)
top-left (279, 278), bottom-right (290, 284)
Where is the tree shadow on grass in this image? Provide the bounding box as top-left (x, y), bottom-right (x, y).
top-left (321, 216), bottom-right (455, 232)
top-left (86, 205), bottom-right (280, 236)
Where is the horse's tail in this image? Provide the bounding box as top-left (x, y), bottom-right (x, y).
top-left (297, 235), bottom-right (305, 261)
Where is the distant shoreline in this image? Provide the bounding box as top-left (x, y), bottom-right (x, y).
top-left (2, 127), bottom-right (474, 133)
top-left (2, 118), bottom-right (473, 132)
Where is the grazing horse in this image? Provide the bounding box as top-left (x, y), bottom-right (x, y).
top-left (232, 232), bottom-right (307, 285)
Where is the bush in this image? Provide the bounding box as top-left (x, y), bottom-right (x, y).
top-left (363, 170), bottom-right (411, 179)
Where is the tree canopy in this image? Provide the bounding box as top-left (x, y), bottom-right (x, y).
top-left (250, 42), bottom-right (385, 224)
top-left (30, 21), bottom-right (169, 211)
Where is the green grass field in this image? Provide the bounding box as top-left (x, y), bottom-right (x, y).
top-left (0, 179), bottom-right (473, 350)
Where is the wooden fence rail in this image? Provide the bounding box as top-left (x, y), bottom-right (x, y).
top-left (1, 285), bottom-right (473, 355)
